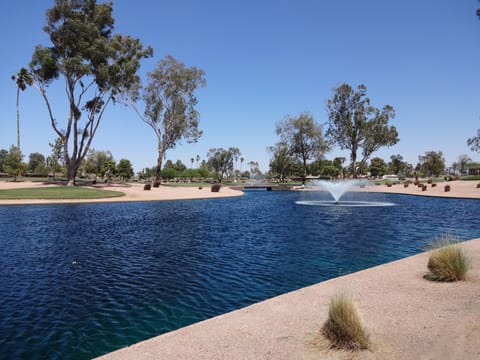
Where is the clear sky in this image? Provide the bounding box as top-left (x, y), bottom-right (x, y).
top-left (1, 0), bottom-right (479, 173)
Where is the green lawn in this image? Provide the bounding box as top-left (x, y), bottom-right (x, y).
top-left (0, 186), bottom-right (125, 200)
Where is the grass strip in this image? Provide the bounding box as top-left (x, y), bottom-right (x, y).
top-left (0, 186), bottom-right (125, 200)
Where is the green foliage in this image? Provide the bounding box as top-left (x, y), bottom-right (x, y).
top-left (29, 0), bottom-right (152, 184)
top-left (0, 149), bottom-right (8, 172)
top-left (197, 163), bottom-right (211, 179)
top-left (418, 151), bottom-right (445, 177)
top-left (248, 161), bottom-right (263, 180)
top-left (160, 167), bottom-right (178, 180)
top-left (83, 149), bottom-right (115, 179)
top-left (116, 159), bottom-right (134, 180)
top-left (164, 159), bottom-right (187, 172)
top-left (267, 141), bottom-right (295, 182)
top-left (174, 160), bottom-right (187, 173)
top-left (326, 84), bottom-right (398, 178)
top-left (307, 159), bottom-right (343, 178)
top-left (179, 168), bottom-right (200, 179)
top-left (207, 147), bottom-right (241, 183)
top-left (388, 154), bottom-right (404, 175)
top-left (388, 154), bottom-right (413, 177)
top-left (3, 146), bottom-right (26, 181)
top-left (322, 290), bottom-right (370, 350)
top-left (129, 55), bottom-right (206, 182)
top-left (369, 157), bottom-right (388, 178)
top-left (12, 67), bottom-right (33, 91)
top-left (12, 67), bottom-right (34, 151)
top-left (467, 129), bottom-right (480, 153)
top-left (46, 137), bottom-right (64, 179)
top-left (27, 152), bottom-right (46, 173)
top-left (425, 235), bottom-right (471, 282)
top-left (456, 155), bottom-right (472, 175)
top-left (321, 164), bottom-right (341, 178)
top-left (275, 112), bottom-right (328, 184)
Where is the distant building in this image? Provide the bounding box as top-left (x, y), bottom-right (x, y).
top-left (382, 174), bottom-right (400, 180)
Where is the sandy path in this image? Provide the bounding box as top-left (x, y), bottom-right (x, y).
top-left (361, 180), bottom-right (480, 199)
top-left (0, 181), bottom-right (243, 205)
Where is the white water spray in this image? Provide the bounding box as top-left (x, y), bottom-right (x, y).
top-left (296, 179), bottom-right (396, 207)
top-left (314, 179), bottom-right (364, 203)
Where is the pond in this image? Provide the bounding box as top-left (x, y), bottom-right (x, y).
top-left (0, 190), bottom-right (479, 359)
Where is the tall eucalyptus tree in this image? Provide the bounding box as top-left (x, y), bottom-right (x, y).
top-left (326, 84), bottom-right (398, 178)
top-left (275, 113), bottom-right (329, 184)
top-left (28, 0), bottom-right (152, 185)
top-left (127, 55), bottom-right (206, 183)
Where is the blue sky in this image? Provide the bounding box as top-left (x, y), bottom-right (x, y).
top-left (1, 0), bottom-right (479, 173)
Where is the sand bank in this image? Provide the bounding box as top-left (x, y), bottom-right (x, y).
top-left (362, 180), bottom-right (480, 199)
top-left (0, 181), bottom-right (243, 205)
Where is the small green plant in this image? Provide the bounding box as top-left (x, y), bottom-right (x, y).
top-left (425, 234), bottom-right (471, 282)
top-left (322, 290), bottom-right (370, 350)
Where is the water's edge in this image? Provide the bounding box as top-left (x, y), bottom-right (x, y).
top-left (96, 237), bottom-right (480, 359)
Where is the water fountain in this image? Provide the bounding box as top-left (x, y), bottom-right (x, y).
top-left (315, 179), bottom-right (361, 203)
top-left (296, 179), bottom-right (396, 207)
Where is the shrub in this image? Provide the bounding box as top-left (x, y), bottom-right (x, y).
top-left (322, 291), bottom-right (370, 351)
top-left (143, 184), bottom-right (151, 190)
top-left (211, 183), bottom-right (221, 192)
top-left (424, 235), bottom-right (471, 282)
top-left (153, 181), bottom-right (161, 188)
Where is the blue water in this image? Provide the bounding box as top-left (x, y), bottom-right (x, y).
top-left (0, 191), bottom-right (479, 359)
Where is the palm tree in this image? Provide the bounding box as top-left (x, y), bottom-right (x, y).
top-left (11, 68), bottom-right (33, 152)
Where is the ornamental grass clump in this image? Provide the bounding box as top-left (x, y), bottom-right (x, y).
top-left (322, 291), bottom-right (370, 351)
top-left (425, 235), bottom-right (471, 282)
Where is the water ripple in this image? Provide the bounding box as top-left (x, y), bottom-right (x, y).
top-left (0, 192), bottom-right (479, 359)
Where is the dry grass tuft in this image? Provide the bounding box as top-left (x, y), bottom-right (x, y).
top-left (424, 234), bottom-right (471, 282)
top-left (322, 290), bottom-right (370, 351)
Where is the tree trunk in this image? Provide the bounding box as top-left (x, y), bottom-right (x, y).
top-left (16, 87), bottom-right (20, 151)
top-left (351, 151), bottom-right (358, 179)
top-left (155, 147), bottom-right (164, 184)
top-left (302, 159), bottom-right (307, 184)
top-left (66, 162), bottom-right (77, 186)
